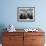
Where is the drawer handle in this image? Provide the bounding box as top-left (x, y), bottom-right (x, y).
top-left (32, 39), bottom-right (36, 40)
top-left (9, 38), bottom-right (13, 40)
top-left (9, 38), bottom-right (12, 40)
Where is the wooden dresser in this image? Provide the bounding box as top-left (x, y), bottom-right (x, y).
top-left (2, 32), bottom-right (45, 46)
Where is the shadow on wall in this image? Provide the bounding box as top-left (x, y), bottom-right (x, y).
top-left (0, 24), bottom-right (7, 43)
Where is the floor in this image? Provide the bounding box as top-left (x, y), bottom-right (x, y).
top-left (0, 44), bottom-right (2, 46)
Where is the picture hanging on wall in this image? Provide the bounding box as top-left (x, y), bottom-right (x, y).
top-left (17, 7), bottom-right (35, 22)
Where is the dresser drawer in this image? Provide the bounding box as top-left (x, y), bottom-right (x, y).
top-left (32, 36), bottom-right (45, 44)
top-left (3, 32), bottom-right (23, 36)
top-left (3, 35), bottom-right (23, 44)
top-left (3, 36), bottom-right (23, 46)
top-left (24, 32), bottom-right (44, 36)
top-left (3, 43), bottom-right (23, 46)
top-left (32, 44), bottom-right (44, 46)
top-left (24, 36), bottom-right (32, 46)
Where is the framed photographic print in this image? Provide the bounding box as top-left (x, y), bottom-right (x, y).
top-left (17, 7), bottom-right (35, 22)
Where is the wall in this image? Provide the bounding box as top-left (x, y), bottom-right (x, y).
top-left (0, 0), bottom-right (46, 30)
top-left (0, 0), bottom-right (46, 44)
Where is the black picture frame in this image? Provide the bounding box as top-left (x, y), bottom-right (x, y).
top-left (17, 7), bottom-right (35, 22)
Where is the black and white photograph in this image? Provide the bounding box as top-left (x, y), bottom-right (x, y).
top-left (17, 7), bottom-right (35, 22)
